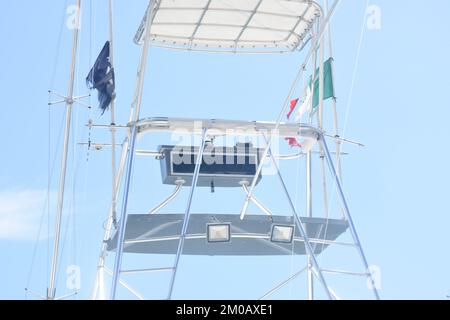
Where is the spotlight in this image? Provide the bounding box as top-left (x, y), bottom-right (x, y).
top-left (271, 225), bottom-right (294, 243)
top-left (207, 224), bottom-right (231, 243)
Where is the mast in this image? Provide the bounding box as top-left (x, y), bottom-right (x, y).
top-left (47, 0), bottom-right (82, 300)
top-left (306, 26), bottom-right (317, 301)
top-left (324, 0), bottom-right (343, 182)
top-left (90, 0), bottom-right (120, 300)
top-left (108, 0), bottom-right (118, 228)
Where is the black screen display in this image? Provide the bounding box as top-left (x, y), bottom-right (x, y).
top-left (171, 153), bottom-right (257, 176)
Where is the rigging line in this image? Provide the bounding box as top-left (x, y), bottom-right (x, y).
top-left (25, 193), bottom-right (48, 298)
top-left (316, 1), bottom-right (371, 278)
top-left (324, 0), bottom-right (370, 224)
top-left (323, 0), bottom-right (344, 221)
top-left (54, 12), bottom-right (85, 295)
top-left (42, 0), bottom-right (70, 292)
top-left (55, 19), bottom-right (81, 296)
top-left (324, 0), bottom-right (343, 181)
top-left (58, 143), bottom-right (85, 294)
top-left (341, 0), bottom-right (370, 141)
top-left (55, 105), bottom-right (86, 296)
top-left (26, 99), bottom-right (67, 297)
top-left (49, 0), bottom-right (70, 88)
top-left (27, 90), bottom-right (67, 294)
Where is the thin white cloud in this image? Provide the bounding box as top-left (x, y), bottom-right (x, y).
top-left (0, 189), bottom-right (48, 241)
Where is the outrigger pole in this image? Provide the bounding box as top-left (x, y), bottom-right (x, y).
top-left (47, 0), bottom-right (82, 300)
top-left (108, 0), bottom-right (118, 228)
top-left (90, 0), bottom-right (120, 300)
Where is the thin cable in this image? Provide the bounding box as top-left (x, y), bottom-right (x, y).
top-left (49, 0), bottom-right (70, 88)
top-left (26, 100), bottom-right (66, 298)
top-left (341, 0), bottom-right (370, 140)
top-left (316, 1), bottom-right (370, 278)
top-left (325, 0), bottom-right (370, 225)
top-left (44, 0), bottom-right (69, 293)
top-left (290, 65), bottom-right (307, 298)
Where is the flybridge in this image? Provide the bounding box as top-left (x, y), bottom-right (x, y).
top-left (100, 0), bottom-right (379, 300)
top-left (41, 0), bottom-right (381, 301)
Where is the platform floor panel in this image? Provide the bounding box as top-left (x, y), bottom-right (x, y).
top-left (107, 214), bottom-right (348, 256)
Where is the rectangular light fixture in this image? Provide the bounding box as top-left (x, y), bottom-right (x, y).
top-left (271, 225), bottom-right (295, 244)
top-left (207, 224), bottom-right (231, 243)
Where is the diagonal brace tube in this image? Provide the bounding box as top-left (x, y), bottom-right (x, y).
top-left (262, 134), bottom-right (333, 300)
top-left (167, 128), bottom-right (208, 300)
top-left (148, 180), bottom-right (185, 214)
top-left (259, 266), bottom-right (308, 300)
top-left (109, 126), bottom-right (139, 300)
top-left (320, 135), bottom-right (380, 300)
top-left (241, 182), bottom-right (272, 217)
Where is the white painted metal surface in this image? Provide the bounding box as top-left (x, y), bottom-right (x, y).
top-left (136, 117), bottom-right (320, 145)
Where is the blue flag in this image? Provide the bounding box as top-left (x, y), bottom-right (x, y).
top-left (86, 41), bottom-right (115, 114)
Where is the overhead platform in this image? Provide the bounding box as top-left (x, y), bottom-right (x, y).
top-left (134, 0), bottom-right (322, 53)
top-left (107, 214), bottom-right (348, 256)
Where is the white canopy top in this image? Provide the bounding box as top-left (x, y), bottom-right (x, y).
top-left (134, 0), bottom-right (322, 53)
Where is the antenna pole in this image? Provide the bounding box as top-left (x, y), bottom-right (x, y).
top-left (306, 20), bottom-right (320, 301)
top-left (47, 0), bottom-right (82, 300)
top-left (108, 0), bottom-right (118, 227)
top-left (324, 0), bottom-right (343, 183)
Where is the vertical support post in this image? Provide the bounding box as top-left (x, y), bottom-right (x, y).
top-left (318, 18), bottom-right (325, 129)
top-left (110, 0), bottom-right (155, 300)
top-left (47, 0), bottom-right (81, 300)
top-left (306, 150), bottom-right (314, 300)
top-left (110, 128), bottom-right (138, 300)
top-left (108, 0), bottom-right (118, 227)
top-left (317, 11), bottom-right (330, 219)
top-left (262, 135), bottom-right (333, 300)
top-left (324, 0), bottom-right (344, 186)
top-left (91, 137), bottom-right (129, 300)
top-left (167, 128), bottom-right (208, 300)
top-left (305, 20), bottom-right (319, 301)
top-left (320, 135), bottom-right (380, 300)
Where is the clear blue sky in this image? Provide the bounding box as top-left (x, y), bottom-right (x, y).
top-left (0, 0), bottom-right (449, 300)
